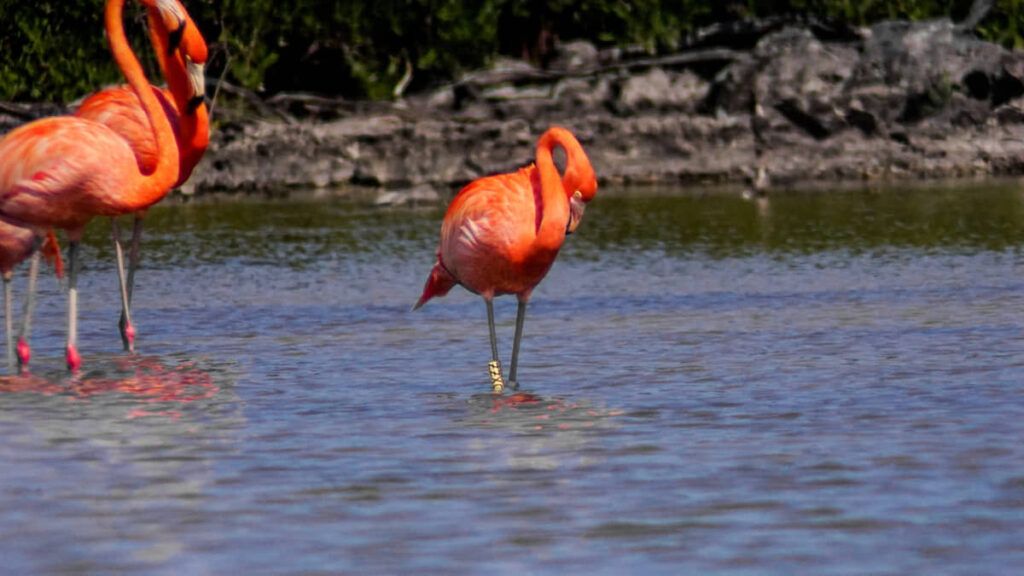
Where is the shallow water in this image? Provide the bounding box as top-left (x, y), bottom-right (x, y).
top-left (1, 182), bottom-right (1023, 574)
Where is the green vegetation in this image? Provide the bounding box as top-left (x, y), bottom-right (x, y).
top-left (0, 0), bottom-right (1022, 103)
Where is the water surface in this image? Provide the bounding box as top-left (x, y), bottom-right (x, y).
top-left (1, 182), bottom-right (1023, 574)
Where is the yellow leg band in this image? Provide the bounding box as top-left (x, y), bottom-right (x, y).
top-left (489, 360), bottom-right (505, 393)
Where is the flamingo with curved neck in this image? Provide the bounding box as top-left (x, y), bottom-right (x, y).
top-left (0, 0), bottom-right (181, 371)
top-left (78, 1), bottom-right (208, 182)
top-left (415, 126), bottom-right (598, 392)
top-left (76, 0), bottom-right (208, 352)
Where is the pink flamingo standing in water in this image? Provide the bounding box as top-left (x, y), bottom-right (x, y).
top-left (76, 0), bottom-right (209, 352)
top-left (415, 126), bottom-right (598, 392)
top-left (0, 0), bottom-right (200, 371)
top-left (0, 225), bottom-right (61, 372)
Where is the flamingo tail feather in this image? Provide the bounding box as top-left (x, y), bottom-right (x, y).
top-left (413, 260), bottom-right (457, 310)
top-left (41, 229), bottom-right (63, 279)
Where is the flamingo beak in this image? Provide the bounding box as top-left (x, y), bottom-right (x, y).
top-left (155, 0), bottom-right (188, 53)
top-left (186, 59), bottom-right (206, 112)
top-left (567, 191), bottom-right (585, 235)
top-left (167, 20), bottom-right (185, 54)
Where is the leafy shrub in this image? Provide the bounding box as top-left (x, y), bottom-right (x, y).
top-left (0, 0), bottom-right (1022, 103)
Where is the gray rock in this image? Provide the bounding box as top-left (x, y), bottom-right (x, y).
top-left (851, 19), bottom-right (1024, 124)
top-left (121, 18), bottom-right (1024, 199)
top-left (548, 40), bottom-right (600, 71)
top-left (752, 28), bottom-right (858, 139)
top-left (617, 68), bottom-right (708, 114)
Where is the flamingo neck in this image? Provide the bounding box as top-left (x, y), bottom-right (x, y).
top-left (533, 129), bottom-right (572, 252)
top-left (106, 0), bottom-right (179, 206)
top-left (559, 135), bottom-right (595, 199)
top-left (177, 104), bottom-right (208, 182)
top-left (146, 10), bottom-right (172, 84)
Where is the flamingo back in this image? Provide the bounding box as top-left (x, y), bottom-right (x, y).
top-left (76, 86), bottom-right (183, 177)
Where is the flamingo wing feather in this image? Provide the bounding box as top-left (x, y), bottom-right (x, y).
top-left (76, 85), bottom-right (181, 175)
top-left (0, 118), bottom-right (140, 231)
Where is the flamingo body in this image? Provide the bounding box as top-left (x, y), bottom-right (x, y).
top-left (0, 0), bottom-right (186, 371)
top-left (72, 0), bottom-right (209, 354)
top-left (71, 0), bottom-right (207, 352)
top-left (429, 167), bottom-right (560, 302)
top-left (0, 117), bottom-right (160, 236)
top-left (415, 126), bottom-right (597, 390)
top-left (77, 1), bottom-right (209, 189)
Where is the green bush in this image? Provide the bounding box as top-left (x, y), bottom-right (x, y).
top-left (0, 0), bottom-right (1022, 103)
top-left (0, 0), bottom-right (161, 101)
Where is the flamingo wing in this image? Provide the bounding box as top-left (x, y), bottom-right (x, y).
top-left (0, 117), bottom-right (141, 231)
top-left (76, 85), bottom-right (180, 175)
top-left (439, 169), bottom-right (553, 296)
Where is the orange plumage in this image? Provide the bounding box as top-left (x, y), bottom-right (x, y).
top-left (0, 223), bottom-right (36, 277)
top-left (415, 126), bottom-right (598, 390)
top-left (72, 0), bottom-right (209, 353)
top-left (418, 128), bottom-right (597, 308)
top-left (0, 0), bottom-right (193, 371)
top-left (76, 0), bottom-right (209, 187)
top-left (0, 225), bottom-right (61, 278)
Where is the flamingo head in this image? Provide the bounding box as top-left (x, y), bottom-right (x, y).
top-left (539, 125), bottom-right (598, 234)
top-left (563, 149), bottom-right (597, 235)
top-left (153, 0), bottom-right (208, 111)
top-left (567, 191), bottom-right (585, 234)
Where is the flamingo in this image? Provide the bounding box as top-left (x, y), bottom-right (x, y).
top-left (76, 0), bottom-right (208, 352)
top-left (0, 225), bottom-right (61, 372)
top-left (0, 0), bottom-right (186, 371)
top-left (414, 126), bottom-right (598, 392)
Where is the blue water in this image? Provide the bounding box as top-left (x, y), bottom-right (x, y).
top-left (1, 184), bottom-right (1023, 574)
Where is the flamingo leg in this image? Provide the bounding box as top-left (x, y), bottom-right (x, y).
top-left (16, 242), bottom-right (41, 373)
top-left (3, 272), bottom-right (12, 372)
top-left (66, 241), bottom-right (82, 372)
top-left (485, 299), bottom-right (506, 393)
top-left (508, 299), bottom-right (527, 390)
top-left (118, 215), bottom-right (143, 348)
top-left (112, 218), bottom-right (135, 352)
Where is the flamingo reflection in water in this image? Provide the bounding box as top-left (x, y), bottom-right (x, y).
top-left (467, 390), bottom-right (624, 432)
top-left (0, 356), bottom-right (219, 419)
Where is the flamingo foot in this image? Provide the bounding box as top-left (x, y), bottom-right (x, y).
top-left (66, 344), bottom-right (81, 372)
top-left (488, 360), bottom-right (506, 394)
top-left (124, 321), bottom-right (136, 352)
top-left (16, 337), bottom-right (30, 371)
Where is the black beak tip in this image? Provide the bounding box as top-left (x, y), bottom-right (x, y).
top-left (187, 95), bottom-right (205, 114)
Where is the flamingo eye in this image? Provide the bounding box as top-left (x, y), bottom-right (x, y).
top-left (573, 190), bottom-right (582, 199)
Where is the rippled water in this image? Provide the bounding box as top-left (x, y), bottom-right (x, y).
top-left (2, 182), bottom-right (1023, 574)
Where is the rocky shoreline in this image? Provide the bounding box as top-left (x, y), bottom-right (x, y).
top-left (6, 17), bottom-right (1024, 202)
